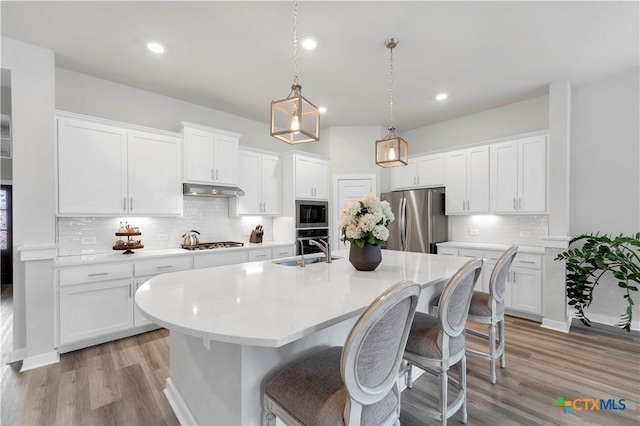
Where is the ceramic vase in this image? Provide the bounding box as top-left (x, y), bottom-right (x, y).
top-left (349, 243), bottom-right (382, 271)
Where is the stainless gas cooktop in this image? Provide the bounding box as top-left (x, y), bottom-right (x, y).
top-left (181, 241), bottom-right (245, 251)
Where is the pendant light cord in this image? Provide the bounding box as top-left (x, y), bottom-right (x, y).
top-left (293, 0), bottom-right (299, 87)
top-left (389, 46), bottom-right (394, 129)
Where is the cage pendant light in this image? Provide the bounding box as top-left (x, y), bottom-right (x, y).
top-left (376, 38), bottom-right (408, 167)
top-left (270, 0), bottom-right (319, 144)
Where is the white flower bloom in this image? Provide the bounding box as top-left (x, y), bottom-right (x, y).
top-left (338, 193), bottom-right (394, 245)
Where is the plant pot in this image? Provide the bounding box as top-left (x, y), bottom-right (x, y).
top-left (349, 243), bottom-right (382, 271)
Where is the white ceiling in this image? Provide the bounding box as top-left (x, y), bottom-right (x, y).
top-left (2, 1), bottom-right (638, 131)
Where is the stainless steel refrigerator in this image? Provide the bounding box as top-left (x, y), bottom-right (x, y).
top-left (381, 188), bottom-right (448, 253)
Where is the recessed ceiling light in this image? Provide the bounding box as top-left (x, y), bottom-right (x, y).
top-left (301, 39), bottom-right (317, 50)
top-left (318, 106), bottom-right (327, 113)
top-left (147, 42), bottom-right (165, 54)
top-left (435, 93), bottom-right (449, 101)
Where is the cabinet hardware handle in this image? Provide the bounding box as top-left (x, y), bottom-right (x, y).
top-left (123, 197), bottom-right (127, 211)
top-left (88, 272), bottom-right (109, 277)
top-left (211, 169), bottom-right (215, 180)
top-left (519, 260), bottom-right (536, 264)
top-left (519, 198), bottom-right (523, 209)
top-left (130, 197), bottom-right (133, 211)
top-left (256, 254), bottom-right (267, 258)
top-left (417, 176), bottom-right (420, 185)
top-left (413, 176), bottom-right (417, 185)
top-left (129, 283), bottom-right (132, 298)
top-left (467, 200), bottom-right (470, 210)
top-left (136, 282), bottom-right (140, 290)
top-left (156, 265), bottom-right (173, 269)
top-left (513, 198), bottom-right (516, 210)
top-left (440, 253), bottom-right (453, 256)
top-left (216, 169), bottom-right (219, 180)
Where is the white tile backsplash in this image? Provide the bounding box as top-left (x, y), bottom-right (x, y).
top-left (57, 196), bottom-right (274, 256)
top-left (450, 214), bottom-right (548, 246)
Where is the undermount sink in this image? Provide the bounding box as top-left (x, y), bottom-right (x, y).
top-left (273, 256), bottom-right (343, 267)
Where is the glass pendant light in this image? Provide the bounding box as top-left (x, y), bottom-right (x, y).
top-left (270, 0), bottom-right (319, 144)
top-left (376, 38), bottom-right (408, 167)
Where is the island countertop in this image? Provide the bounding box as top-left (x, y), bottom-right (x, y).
top-left (136, 249), bottom-right (470, 348)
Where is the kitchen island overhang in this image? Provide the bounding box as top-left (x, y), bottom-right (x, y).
top-left (136, 249), bottom-right (470, 425)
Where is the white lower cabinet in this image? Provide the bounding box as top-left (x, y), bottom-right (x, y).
top-left (437, 245), bottom-right (543, 318)
top-left (272, 245), bottom-right (295, 259)
top-left (193, 251), bottom-right (249, 269)
top-left (248, 249), bottom-right (271, 261)
top-left (59, 278), bottom-right (134, 345)
top-left (132, 256), bottom-right (193, 327)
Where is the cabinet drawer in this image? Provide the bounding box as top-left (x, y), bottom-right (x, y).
top-left (249, 249), bottom-right (271, 261)
top-left (512, 253), bottom-right (542, 269)
top-left (59, 262), bottom-right (132, 286)
top-left (482, 250), bottom-right (503, 262)
top-left (135, 256), bottom-right (192, 276)
top-left (193, 251), bottom-right (249, 269)
top-left (459, 248), bottom-right (483, 259)
top-left (437, 247), bottom-right (458, 256)
top-left (272, 246), bottom-right (295, 259)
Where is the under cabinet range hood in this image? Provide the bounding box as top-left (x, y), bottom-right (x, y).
top-left (182, 183), bottom-right (245, 198)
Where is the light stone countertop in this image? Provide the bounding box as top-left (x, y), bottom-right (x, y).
top-left (54, 241), bottom-right (295, 267)
top-left (135, 249), bottom-right (470, 348)
top-left (437, 241), bottom-right (545, 255)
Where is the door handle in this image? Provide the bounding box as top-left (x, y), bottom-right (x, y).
top-left (123, 197), bottom-right (127, 211)
top-left (129, 197), bottom-right (133, 211)
top-left (129, 283), bottom-right (132, 298)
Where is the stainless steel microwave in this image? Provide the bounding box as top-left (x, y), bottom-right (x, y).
top-left (295, 200), bottom-right (329, 228)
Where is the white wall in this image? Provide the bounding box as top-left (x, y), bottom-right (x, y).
top-left (402, 95), bottom-right (549, 153)
top-left (326, 126), bottom-right (386, 187)
top-left (55, 68), bottom-right (319, 156)
top-left (1, 37), bottom-right (57, 356)
top-left (570, 69), bottom-right (640, 329)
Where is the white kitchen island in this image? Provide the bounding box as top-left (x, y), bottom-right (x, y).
top-left (136, 249), bottom-right (469, 426)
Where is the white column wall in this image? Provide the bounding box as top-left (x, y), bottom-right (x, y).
top-left (1, 37), bottom-right (57, 359)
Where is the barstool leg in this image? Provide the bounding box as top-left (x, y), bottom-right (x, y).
top-left (460, 355), bottom-right (467, 424)
top-left (489, 323), bottom-right (496, 384)
top-left (440, 367), bottom-right (448, 426)
top-left (405, 361), bottom-right (414, 389)
top-left (499, 319), bottom-right (506, 369)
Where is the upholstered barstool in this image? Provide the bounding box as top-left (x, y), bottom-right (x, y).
top-left (466, 245), bottom-right (518, 384)
top-left (403, 258), bottom-right (483, 426)
top-left (263, 280), bottom-right (421, 426)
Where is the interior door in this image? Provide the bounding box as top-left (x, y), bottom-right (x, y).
top-left (334, 175), bottom-right (375, 247)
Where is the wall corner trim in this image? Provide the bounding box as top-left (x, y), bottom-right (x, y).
top-left (18, 244), bottom-right (57, 261)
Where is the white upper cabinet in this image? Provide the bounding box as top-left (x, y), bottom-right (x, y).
top-left (294, 155), bottom-right (328, 200)
top-left (57, 114), bottom-right (182, 216)
top-left (127, 131), bottom-right (182, 215)
top-left (230, 150), bottom-right (282, 216)
top-left (391, 154), bottom-right (444, 190)
top-left (491, 135), bottom-right (547, 213)
top-left (444, 146), bottom-right (489, 214)
top-left (179, 122), bottom-right (241, 186)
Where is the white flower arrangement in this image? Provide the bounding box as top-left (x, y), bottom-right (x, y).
top-left (337, 193), bottom-right (395, 248)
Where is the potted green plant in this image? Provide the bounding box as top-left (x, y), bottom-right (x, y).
top-left (555, 233), bottom-right (640, 332)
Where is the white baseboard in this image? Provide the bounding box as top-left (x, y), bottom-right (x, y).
top-left (20, 350), bottom-right (60, 372)
top-left (164, 378), bottom-right (197, 426)
top-left (582, 312), bottom-right (640, 332)
top-left (541, 318), bottom-right (571, 333)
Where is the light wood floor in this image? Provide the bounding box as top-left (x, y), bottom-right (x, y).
top-left (2, 283), bottom-right (639, 425)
